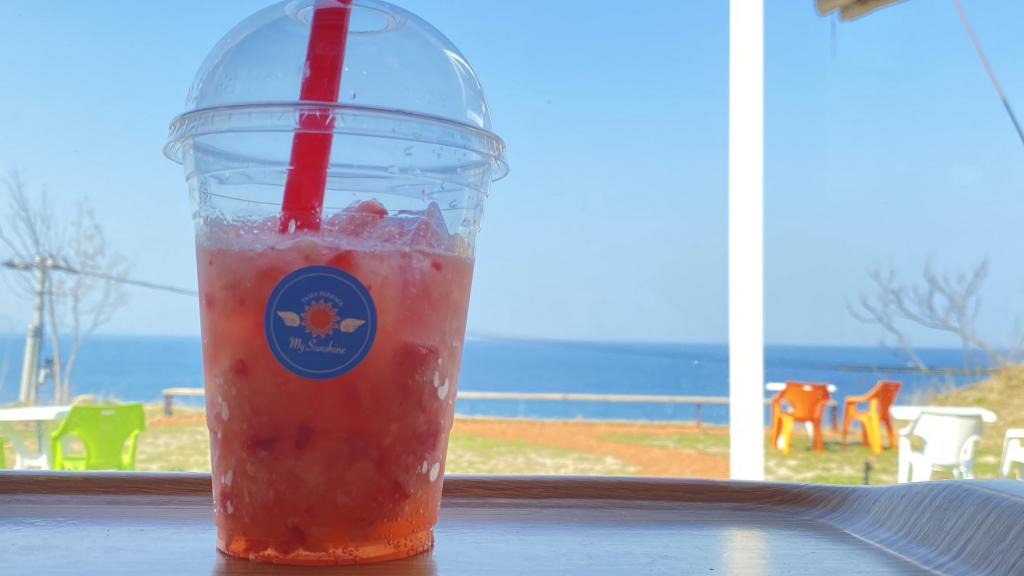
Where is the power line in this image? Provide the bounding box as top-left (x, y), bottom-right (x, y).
top-left (952, 0), bottom-right (1024, 147)
top-left (2, 258), bottom-right (197, 296)
top-left (4, 257), bottom-right (197, 404)
top-left (58, 265), bottom-right (198, 296)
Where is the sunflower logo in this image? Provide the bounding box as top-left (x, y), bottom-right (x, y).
top-left (300, 300), bottom-right (340, 337)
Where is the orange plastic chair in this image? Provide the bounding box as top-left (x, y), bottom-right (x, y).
top-left (770, 382), bottom-right (831, 454)
top-left (842, 380), bottom-right (901, 455)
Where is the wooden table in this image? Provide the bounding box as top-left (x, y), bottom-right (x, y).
top-left (2, 473), bottom-right (1022, 575)
top-left (0, 405), bottom-right (70, 469)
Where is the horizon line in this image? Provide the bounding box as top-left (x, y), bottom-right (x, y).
top-left (0, 331), bottom-right (1004, 352)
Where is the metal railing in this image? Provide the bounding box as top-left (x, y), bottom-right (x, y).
top-left (458, 391), bottom-right (839, 430)
top-left (163, 387), bottom-right (840, 430)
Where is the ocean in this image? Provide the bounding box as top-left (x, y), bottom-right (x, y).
top-left (0, 335), bottom-right (985, 424)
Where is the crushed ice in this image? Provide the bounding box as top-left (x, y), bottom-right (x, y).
top-left (199, 201), bottom-right (463, 257)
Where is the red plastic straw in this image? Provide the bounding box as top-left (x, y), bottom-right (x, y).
top-left (280, 0), bottom-right (353, 233)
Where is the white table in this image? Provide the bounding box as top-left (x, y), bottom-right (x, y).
top-left (766, 382), bottom-right (838, 393)
top-left (0, 405), bottom-right (71, 469)
top-left (889, 405), bottom-right (998, 423)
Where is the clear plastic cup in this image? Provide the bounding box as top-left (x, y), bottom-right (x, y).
top-left (164, 0), bottom-right (505, 565)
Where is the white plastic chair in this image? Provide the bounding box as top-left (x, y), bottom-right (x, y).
top-left (1001, 429), bottom-right (1024, 480)
top-left (897, 411), bottom-right (984, 483)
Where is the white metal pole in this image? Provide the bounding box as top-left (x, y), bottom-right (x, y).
top-left (728, 0), bottom-right (765, 480)
top-left (17, 259), bottom-right (46, 405)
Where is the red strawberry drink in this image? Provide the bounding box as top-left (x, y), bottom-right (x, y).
top-left (197, 200), bottom-right (473, 564)
top-left (164, 0), bottom-right (506, 565)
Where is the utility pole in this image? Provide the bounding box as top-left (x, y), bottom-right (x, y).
top-left (10, 258), bottom-right (48, 405)
top-left (3, 257), bottom-right (196, 406)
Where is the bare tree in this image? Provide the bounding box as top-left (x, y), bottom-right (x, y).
top-left (849, 259), bottom-right (1011, 377)
top-left (0, 170), bottom-right (129, 403)
top-left (848, 266), bottom-right (930, 372)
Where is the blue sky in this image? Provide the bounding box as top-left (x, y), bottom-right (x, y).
top-left (767, 1), bottom-right (1024, 347)
top-left (0, 1), bottom-right (1021, 347)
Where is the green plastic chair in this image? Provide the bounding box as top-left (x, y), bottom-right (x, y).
top-left (50, 403), bottom-right (146, 471)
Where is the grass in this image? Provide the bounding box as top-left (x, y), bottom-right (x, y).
top-left (601, 431), bottom-right (730, 455)
top-left (135, 427), bottom-right (633, 476)
top-left (447, 430), bottom-right (633, 475)
top-left (601, 429), bottom-right (899, 484)
top-left (765, 437), bottom-right (900, 484)
top-left (135, 406), bottom-right (210, 472)
top-left (133, 405), bottom-right (634, 476)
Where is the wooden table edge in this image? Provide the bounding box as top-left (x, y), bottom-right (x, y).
top-left (1, 471), bottom-right (1021, 499)
top-left (2, 473), bottom-right (1022, 575)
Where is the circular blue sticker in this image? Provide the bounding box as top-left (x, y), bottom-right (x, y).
top-left (264, 265), bottom-right (377, 380)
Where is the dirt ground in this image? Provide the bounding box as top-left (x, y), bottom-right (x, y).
top-left (453, 417), bottom-right (729, 478)
top-left (135, 410), bottom-right (730, 477)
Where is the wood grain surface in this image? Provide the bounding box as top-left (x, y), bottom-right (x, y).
top-left (1, 472), bottom-right (1022, 575)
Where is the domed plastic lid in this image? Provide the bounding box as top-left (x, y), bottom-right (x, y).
top-left (165, 0), bottom-right (506, 179)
